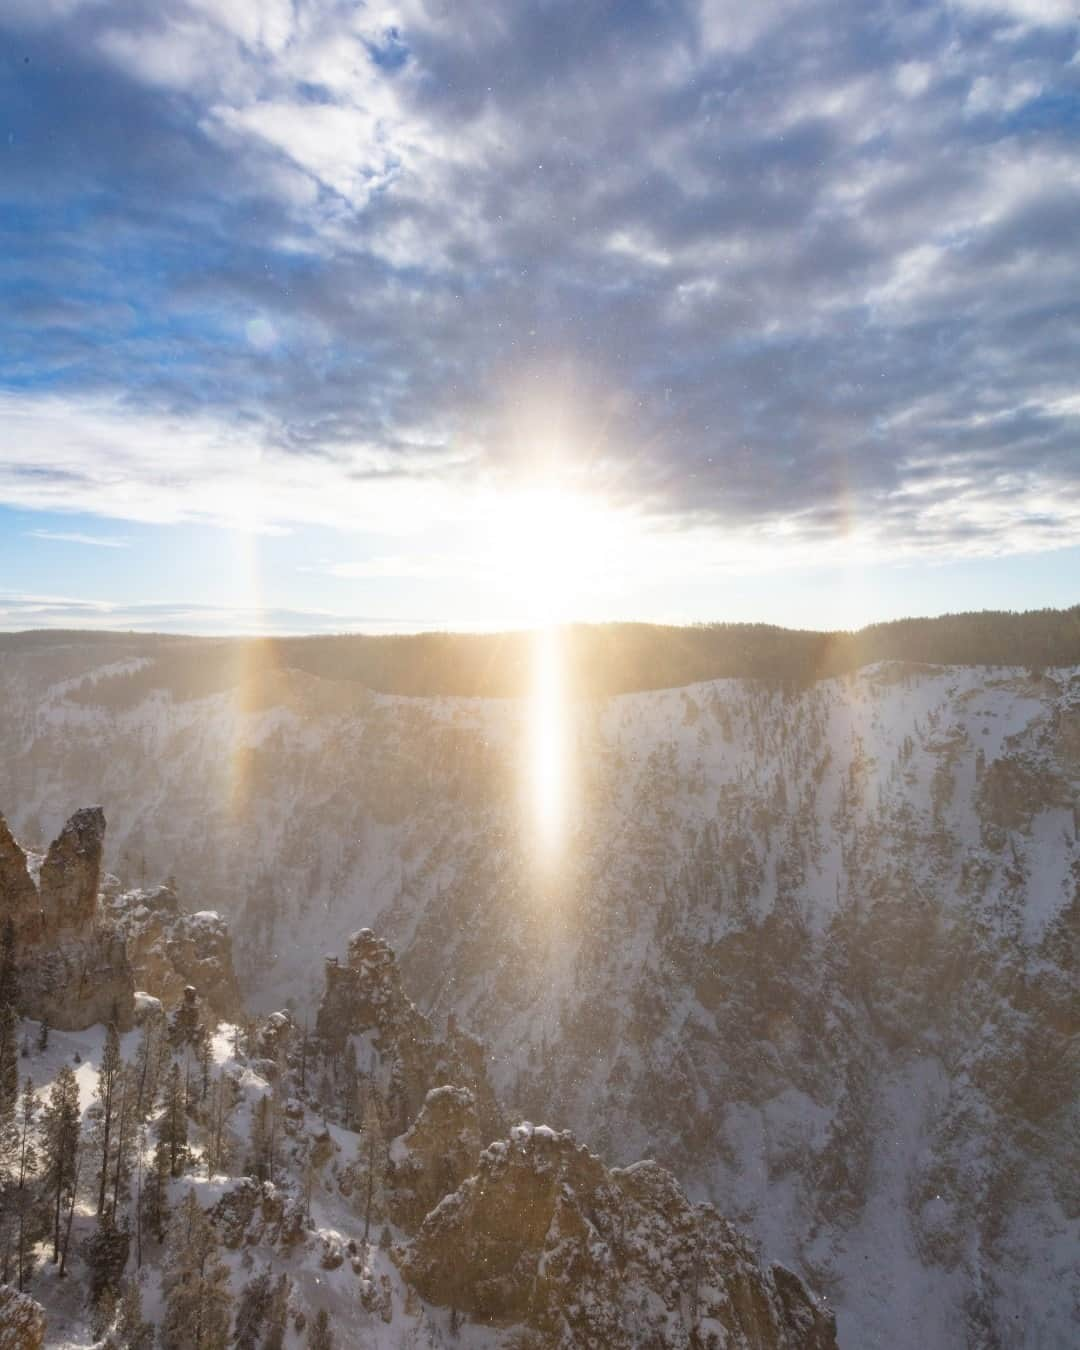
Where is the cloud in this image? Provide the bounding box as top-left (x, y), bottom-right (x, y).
top-left (0, 593), bottom-right (439, 636)
top-left (1, 0), bottom-right (1079, 574)
top-left (27, 530), bottom-right (130, 547)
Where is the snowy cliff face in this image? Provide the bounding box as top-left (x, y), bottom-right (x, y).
top-left (1, 652), bottom-right (1077, 1347)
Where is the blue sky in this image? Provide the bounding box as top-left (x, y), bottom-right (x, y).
top-left (2, 0), bottom-right (1078, 634)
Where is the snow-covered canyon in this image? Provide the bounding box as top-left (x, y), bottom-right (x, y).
top-left (2, 642), bottom-right (1076, 1348)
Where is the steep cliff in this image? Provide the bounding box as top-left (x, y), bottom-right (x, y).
top-left (403, 1121), bottom-right (836, 1349)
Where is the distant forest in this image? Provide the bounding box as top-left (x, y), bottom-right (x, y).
top-left (2, 605), bottom-right (1078, 706)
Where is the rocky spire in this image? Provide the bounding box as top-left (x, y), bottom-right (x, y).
top-left (39, 806), bottom-right (106, 935)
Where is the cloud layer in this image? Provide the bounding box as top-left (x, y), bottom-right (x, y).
top-left (3, 0), bottom-right (1079, 565)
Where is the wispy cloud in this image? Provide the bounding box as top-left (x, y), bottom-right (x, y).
top-left (1, 0), bottom-right (1079, 577)
top-left (0, 593), bottom-right (447, 637)
top-left (28, 529), bottom-right (130, 548)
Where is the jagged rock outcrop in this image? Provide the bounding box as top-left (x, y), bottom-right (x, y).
top-left (107, 882), bottom-right (243, 1019)
top-left (387, 1084), bottom-right (482, 1231)
top-left (401, 1122), bottom-right (837, 1348)
top-left (0, 813), bottom-right (41, 944)
top-left (0, 805), bottom-right (135, 1030)
top-left (1, 807), bottom-right (242, 1032)
top-left (0, 1285), bottom-right (46, 1350)
top-left (39, 805), bottom-right (105, 933)
top-left (21, 926), bottom-right (136, 1032)
top-left (316, 928), bottom-right (501, 1138)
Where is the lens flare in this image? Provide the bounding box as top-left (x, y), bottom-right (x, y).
top-left (530, 623), bottom-right (566, 861)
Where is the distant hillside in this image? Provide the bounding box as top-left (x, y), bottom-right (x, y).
top-left (2, 604), bottom-right (1079, 705)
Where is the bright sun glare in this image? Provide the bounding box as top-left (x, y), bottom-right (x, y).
top-left (486, 480), bottom-right (613, 865)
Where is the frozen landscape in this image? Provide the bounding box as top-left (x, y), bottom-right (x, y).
top-left (1, 630), bottom-right (1076, 1346)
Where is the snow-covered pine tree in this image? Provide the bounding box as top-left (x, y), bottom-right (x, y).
top-left (14, 1076), bottom-right (40, 1291)
top-left (160, 1188), bottom-right (232, 1350)
top-left (95, 1021), bottom-right (122, 1214)
top-left (159, 1061), bottom-right (188, 1177)
top-left (233, 1269), bottom-right (273, 1349)
top-left (203, 1072), bottom-right (235, 1179)
top-left (308, 1307), bottom-right (334, 1349)
top-left (114, 1276), bottom-right (154, 1350)
top-left (141, 1135), bottom-right (171, 1245)
top-left (109, 1063), bottom-right (137, 1216)
top-left (41, 1062), bottom-right (80, 1264)
top-left (132, 1004), bottom-right (166, 1121)
top-left (82, 1210), bottom-right (130, 1307)
top-left (262, 1273), bottom-right (291, 1350)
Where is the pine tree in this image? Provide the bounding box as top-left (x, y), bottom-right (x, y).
top-left (249, 1094), bottom-right (272, 1182)
top-left (232, 1270), bottom-right (272, 1350)
top-left (140, 1135), bottom-right (170, 1246)
top-left (82, 1211), bottom-right (131, 1306)
top-left (198, 1030), bottom-right (213, 1103)
top-left (41, 1062), bottom-right (80, 1264)
top-left (96, 1021), bottom-right (122, 1214)
top-left (114, 1277), bottom-right (154, 1350)
top-left (308, 1308), bottom-right (334, 1350)
top-left (262, 1273), bottom-right (291, 1350)
top-left (14, 1076), bottom-right (40, 1291)
top-left (341, 1044), bottom-right (360, 1129)
top-left (171, 987), bottom-right (202, 1052)
top-left (36, 1017), bottom-right (49, 1052)
top-left (159, 1061), bottom-right (188, 1177)
top-left (160, 1188), bottom-right (232, 1350)
top-left (0, 919), bottom-right (16, 1009)
top-left (132, 1005), bottom-right (166, 1121)
top-left (359, 1091), bottom-right (386, 1246)
top-left (110, 1064), bottom-right (136, 1215)
top-left (0, 1001), bottom-right (19, 1132)
top-left (204, 1073), bottom-right (234, 1179)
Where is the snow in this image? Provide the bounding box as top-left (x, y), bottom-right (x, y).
top-left (4, 656), bottom-right (1078, 1348)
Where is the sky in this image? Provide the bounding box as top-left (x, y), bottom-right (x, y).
top-left (2, 0), bottom-right (1079, 635)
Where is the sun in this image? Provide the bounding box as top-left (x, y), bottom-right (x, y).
top-left (485, 480), bottom-right (619, 626)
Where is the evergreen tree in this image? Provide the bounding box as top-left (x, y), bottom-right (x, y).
top-left (132, 1005), bottom-right (166, 1121)
top-left (0, 1001), bottom-right (18, 1132)
top-left (82, 1211), bottom-right (131, 1306)
top-left (232, 1270), bottom-right (272, 1350)
top-left (140, 1136), bottom-right (171, 1246)
top-left (14, 1075), bottom-right (40, 1291)
top-left (249, 1094), bottom-right (272, 1182)
top-left (197, 1030), bottom-right (213, 1103)
top-left (91, 1285), bottom-right (119, 1343)
top-left (262, 1274), bottom-right (291, 1350)
top-left (0, 919), bottom-right (16, 1009)
top-left (308, 1308), bottom-right (334, 1350)
top-left (41, 1062), bottom-right (80, 1263)
top-left (340, 1044), bottom-right (360, 1130)
top-left (159, 1061), bottom-right (188, 1177)
top-left (171, 987), bottom-right (202, 1052)
top-left (36, 1017), bottom-right (49, 1052)
top-left (160, 1188), bottom-right (232, 1350)
top-left (110, 1064), bottom-right (136, 1215)
top-left (95, 1021), bottom-right (122, 1214)
top-left (203, 1072), bottom-right (234, 1179)
top-left (359, 1091), bottom-right (386, 1246)
top-left (114, 1277), bottom-right (154, 1350)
